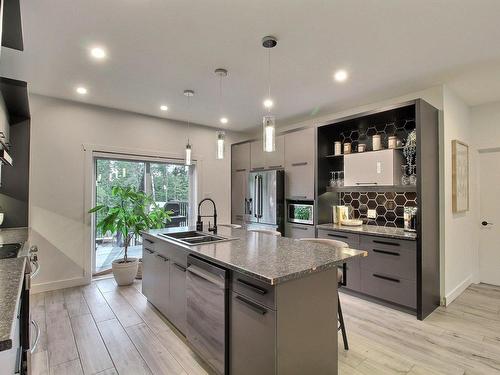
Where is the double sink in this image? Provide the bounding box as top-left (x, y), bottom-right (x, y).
top-left (159, 230), bottom-right (236, 246)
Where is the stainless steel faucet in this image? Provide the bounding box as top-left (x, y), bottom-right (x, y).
top-left (196, 198), bottom-right (217, 234)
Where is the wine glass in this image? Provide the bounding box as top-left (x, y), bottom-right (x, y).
top-left (338, 171), bottom-right (344, 187)
top-left (401, 165), bottom-right (409, 186)
top-left (409, 165), bottom-right (417, 186)
top-left (329, 171), bottom-right (337, 187)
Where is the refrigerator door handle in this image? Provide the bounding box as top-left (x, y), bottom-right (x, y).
top-left (259, 175), bottom-right (263, 218)
top-left (254, 175), bottom-right (258, 219)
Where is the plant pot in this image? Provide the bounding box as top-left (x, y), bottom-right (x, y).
top-left (112, 257), bottom-right (139, 286)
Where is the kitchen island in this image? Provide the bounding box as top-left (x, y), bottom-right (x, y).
top-left (142, 226), bottom-right (366, 375)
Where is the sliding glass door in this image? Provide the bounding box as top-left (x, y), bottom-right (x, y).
top-left (93, 155), bottom-right (193, 275)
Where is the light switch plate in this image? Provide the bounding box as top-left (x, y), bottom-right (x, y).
top-left (367, 209), bottom-right (377, 219)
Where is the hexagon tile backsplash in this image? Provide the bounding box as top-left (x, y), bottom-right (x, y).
top-left (340, 191), bottom-right (417, 228)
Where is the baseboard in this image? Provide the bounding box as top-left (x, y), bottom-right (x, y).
top-left (444, 274), bottom-right (473, 306)
top-left (31, 276), bottom-right (89, 294)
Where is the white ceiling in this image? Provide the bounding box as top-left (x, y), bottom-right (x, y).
top-left (2, 0), bottom-right (500, 131)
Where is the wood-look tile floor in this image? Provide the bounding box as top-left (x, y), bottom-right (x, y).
top-left (31, 280), bottom-right (500, 375)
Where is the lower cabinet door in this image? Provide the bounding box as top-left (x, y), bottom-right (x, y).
top-left (230, 292), bottom-right (276, 375)
top-left (341, 257), bottom-right (362, 292)
top-left (141, 247), bottom-right (155, 300)
top-left (168, 262), bottom-right (187, 334)
top-left (361, 271), bottom-right (416, 308)
top-left (152, 254), bottom-right (170, 315)
top-left (285, 223), bottom-right (315, 239)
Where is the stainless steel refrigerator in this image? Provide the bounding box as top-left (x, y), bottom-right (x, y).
top-left (245, 169), bottom-right (284, 233)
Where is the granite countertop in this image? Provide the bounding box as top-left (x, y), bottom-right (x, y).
top-left (316, 223), bottom-right (417, 241)
top-left (0, 227), bottom-right (30, 352)
top-left (143, 226), bottom-right (367, 285)
top-left (0, 257), bottom-right (27, 351)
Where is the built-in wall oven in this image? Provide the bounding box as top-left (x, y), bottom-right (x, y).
top-left (287, 201), bottom-right (314, 225)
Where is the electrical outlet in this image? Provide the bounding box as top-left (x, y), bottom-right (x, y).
top-left (367, 209), bottom-right (377, 219)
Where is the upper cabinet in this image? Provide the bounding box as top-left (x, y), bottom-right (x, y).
top-left (1, 0), bottom-right (24, 51)
top-left (285, 128), bottom-right (315, 200)
top-left (344, 149), bottom-right (403, 187)
top-left (250, 136), bottom-right (284, 170)
top-left (231, 142), bottom-right (251, 172)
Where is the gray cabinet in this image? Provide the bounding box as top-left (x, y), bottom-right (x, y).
top-left (142, 237), bottom-right (188, 335)
top-left (230, 291), bottom-right (276, 375)
top-left (169, 261), bottom-right (187, 333)
top-left (231, 169), bottom-right (247, 225)
top-left (231, 142), bottom-right (250, 172)
top-left (285, 222), bottom-right (315, 239)
top-left (285, 128), bottom-right (315, 200)
top-left (250, 136), bottom-right (284, 170)
top-left (317, 229), bottom-right (361, 292)
top-left (359, 235), bottom-right (417, 308)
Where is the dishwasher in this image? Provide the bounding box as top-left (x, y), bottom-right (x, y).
top-left (186, 255), bottom-right (228, 375)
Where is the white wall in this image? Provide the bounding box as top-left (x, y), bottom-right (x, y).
top-left (29, 94), bottom-right (246, 292)
top-left (441, 86), bottom-right (478, 304)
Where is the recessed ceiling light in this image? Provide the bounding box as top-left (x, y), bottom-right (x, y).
top-left (220, 117), bottom-right (228, 124)
top-left (263, 99), bottom-right (274, 109)
top-left (76, 86), bottom-right (88, 95)
top-left (334, 69), bottom-right (348, 82)
top-left (160, 105), bottom-right (168, 111)
top-left (90, 47), bottom-right (106, 59)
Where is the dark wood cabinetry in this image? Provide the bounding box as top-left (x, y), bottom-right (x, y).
top-left (316, 99), bottom-right (440, 319)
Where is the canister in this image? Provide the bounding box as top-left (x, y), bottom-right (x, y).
top-left (343, 142), bottom-right (351, 154)
top-left (372, 134), bottom-right (381, 151)
top-left (358, 144), bottom-right (366, 152)
top-left (388, 136), bottom-right (397, 149)
top-left (334, 141), bottom-right (342, 156)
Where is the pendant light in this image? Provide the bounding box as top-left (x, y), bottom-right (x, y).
top-left (262, 35), bottom-right (277, 153)
top-left (215, 68), bottom-right (228, 160)
top-left (184, 89), bottom-right (194, 166)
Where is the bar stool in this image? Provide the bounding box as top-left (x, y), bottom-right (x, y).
top-left (248, 228), bottom-right (281, 236)
top-left (298, 238), bottom-right (350, 350)
top-left (218, 224), bottom-right (242, 229)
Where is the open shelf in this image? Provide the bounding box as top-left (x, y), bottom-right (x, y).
top-left (325, 147), bottom-right (404, 159)
top-left (325, 185), bottom-right (417, 193)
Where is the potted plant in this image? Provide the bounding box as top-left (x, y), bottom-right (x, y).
top-left (89, 186), bottom-right (172, 285)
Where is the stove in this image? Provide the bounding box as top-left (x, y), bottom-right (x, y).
top-left (0, 243), bottom-right (22, 259)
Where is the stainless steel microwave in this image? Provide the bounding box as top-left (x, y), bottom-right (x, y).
top-left (287, 202), bottom-right (314, 225)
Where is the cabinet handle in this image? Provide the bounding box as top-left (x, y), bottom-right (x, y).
top-left (290, 195), bottom-right (307, 199)
top-left (291, 225), bottom-right (308, 230)
top-left (373, 240), bottom-right (400, 247)
top-left (356, 182), bottom-right (378, 185)
top-left (236, 278), bottom-right (267, 295)
top-left (373, 274), bottom-right (400, 283)
top-left (235, 295), bottom-right (267, 315)
top-left (373, 249), bottom-right (400, 257)
top-left (156, 254), bottom-right (169, 262)
top-left (173, 263), bottom-right (186, 272)
top-left (268, 165), bottom-right (283, 169)
top-left (253, 167), bottom-right (265, 171)
top-left (144, 238), bottom-right (155, 244)
top-left (327, 233), bottom-right (348, 239)
top-left (291, 162), bottom-right (308, 167)
top-left (144, 248), bottom-right (154, 254)
top-left (235, 168), bottom-right (247, 172)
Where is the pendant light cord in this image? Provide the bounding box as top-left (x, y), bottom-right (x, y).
top-left (187, 94), bottom-right (191, 144)
top-left (267, 48), bottom-right (272, 113)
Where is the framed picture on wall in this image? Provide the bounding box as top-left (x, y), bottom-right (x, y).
top-left (452, 140), bottom-right (469, 213)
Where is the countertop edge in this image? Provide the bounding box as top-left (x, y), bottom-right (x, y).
top-left (316, 223), bottom-right (417, 241)
top-left (0, 257), bottom-right (27, 352)
top-left (142, 231), bottom-right (367, 285)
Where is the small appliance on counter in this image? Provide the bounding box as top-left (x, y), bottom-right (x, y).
top-left (404, 206), bottom-right (417, 232)
top-left (287, 201), bottom-right (314, 225)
